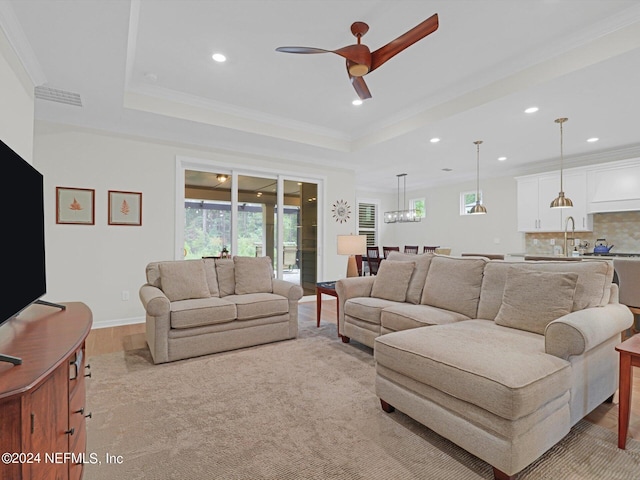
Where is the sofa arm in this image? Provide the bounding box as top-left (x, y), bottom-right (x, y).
top-left (545, 303), bottom-right (633, 360)
top-left (335, 276), bottom-right (375, 301)
top-left (336, 276), bottom-right (375, 335)
top-left (139, 284), bottom-right (170, 317)
top-left (272, 279), bottom-right (304, 301)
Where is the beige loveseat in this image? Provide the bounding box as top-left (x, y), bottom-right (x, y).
top-left (336, 252), bottom-right (633, 479)
top-left (139, 256), bottom-right (303, 364)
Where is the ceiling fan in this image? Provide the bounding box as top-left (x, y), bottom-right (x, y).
top-left (276, 13), bottom-right (439, 100)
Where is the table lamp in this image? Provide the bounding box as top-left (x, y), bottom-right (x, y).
top-left (337, 234), bottom-right (367, 277)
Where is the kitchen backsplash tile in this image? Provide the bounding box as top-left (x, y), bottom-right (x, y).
top-left (525, 211), bottom-right (640, 255)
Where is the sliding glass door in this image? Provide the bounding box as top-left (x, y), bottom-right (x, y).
top-left (181, 164), bottom-right (318, 291)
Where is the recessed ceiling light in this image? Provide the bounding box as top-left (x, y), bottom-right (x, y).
top-left (212, 53), bottom-right (227, 63)
top-left (430, 138), bottom-right (440, 143)
top-left (498, 156), bottom-right (507, 161)
top-left (587, 137), bottom-right (599, 143)
top-left (524, 107), bottom-right (539, 114)
top-left (352, 99), bottom-right (363, 106)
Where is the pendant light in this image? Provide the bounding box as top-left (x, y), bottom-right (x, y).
top-left (469, 140), bottom-right (487, 214)
top-left (383, 173), bottom-right (421, 223)
top-left (550, 117), bottom-right (573, 208)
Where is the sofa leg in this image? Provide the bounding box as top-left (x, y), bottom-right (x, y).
top-left (492, 467), bottom-right (514, 480)
top-left (341, 335), bottom-right (350, 343)
top-left (380, 399), bottom-right (395, 413)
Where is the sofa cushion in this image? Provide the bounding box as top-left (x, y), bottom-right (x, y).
top-left (344, 297), bottom-right (404, 326)
top-left (381, 303), bottom-right (469, 333)
top-left (477, 260), bottom-right (614, 320)
top-left (494, 268), bottom-right (578, 335)
top-left (386, 251), bottom-right (434, 304)
top-left (224, 293), bottom-right (288, 320)
top-left (202, 258), bottom-right (220, 297)
top-left (371, 260), bottom-right (415, 302)
top-left (159, 260), bottom-right (211, 302)
top-left (374, 320), bottom-right (571, 420)
top-left (420, 255), bottom-right (487, 318)
top-left (215, 259), bottom-right (236, 297)
top-left (233, 256), bottom-right (273, 294)
top-left (170, 297), bottom-right (236, 329)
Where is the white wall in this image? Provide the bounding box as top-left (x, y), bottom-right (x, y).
top-left (362, 175), bottom-right (526, 255)
top-left (34, 121), bottom-right (356, 327)
top-left (0, 26), bottom-right (34, 161)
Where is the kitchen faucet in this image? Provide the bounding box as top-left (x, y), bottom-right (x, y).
top-left (564, 216), bottom-right (575, 256)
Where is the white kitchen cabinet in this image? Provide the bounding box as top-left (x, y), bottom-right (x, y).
top-left (516, 170), bottom-right (592, 233)
top-left (587, 159), bottom-right (640, 213)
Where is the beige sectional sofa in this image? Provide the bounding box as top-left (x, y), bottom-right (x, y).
top-left (336, 252), bottom-right (633, 480)
top-left (139, 256), bottom-right (303, 364)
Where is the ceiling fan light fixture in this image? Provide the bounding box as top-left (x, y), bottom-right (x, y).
top-left (550, 117), bottom-right (573, 209)
top-left (348, 63), bottom-right (369, 77)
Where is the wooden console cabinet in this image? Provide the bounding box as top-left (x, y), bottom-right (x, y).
top-left (0, 302), bottom-right (92, 480)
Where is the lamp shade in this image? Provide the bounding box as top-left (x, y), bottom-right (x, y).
top-left (337, 235), bottom-right (367, 255)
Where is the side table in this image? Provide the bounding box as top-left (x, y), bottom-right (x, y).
top-left (316, 281), bottom-right (340, 337)
top-left (615, 334), bottom-right (640, 449)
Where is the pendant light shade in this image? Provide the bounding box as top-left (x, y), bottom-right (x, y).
top-left (550, 117), bottom-right (573, 209)
top-left (469, 140), bottom-right (487, 215)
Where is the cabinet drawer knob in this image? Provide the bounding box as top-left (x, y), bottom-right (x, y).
top-left (65, 428), bottom-right (75, 436)
top-left (85, 372), bottom-right (92, 378)
top-left (75, 407), bottom-right (84, 415)
top-left (85, 412), bottom-right (93, 419)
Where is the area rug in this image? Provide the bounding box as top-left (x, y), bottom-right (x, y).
top-left (84, 319), bottom-right (640, 479)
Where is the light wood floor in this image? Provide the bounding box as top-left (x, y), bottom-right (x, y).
top-left (86, 300), bottom-right (640, 442)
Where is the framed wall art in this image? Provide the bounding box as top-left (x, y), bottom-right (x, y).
top-left (56, 187), bottom-right (95, 225)
top-left (108, 190), bottom-right (142, 226)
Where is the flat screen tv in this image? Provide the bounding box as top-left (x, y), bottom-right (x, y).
top-left (0, 139), bottom-right (46, 364)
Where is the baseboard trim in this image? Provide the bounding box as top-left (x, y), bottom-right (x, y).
top-left (92, 316), bottom-right (145, 330)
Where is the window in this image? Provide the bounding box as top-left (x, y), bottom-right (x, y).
top-left (409, 198), bottom-right (425, 218)
top-left (357, 201), bottom-right (378, 246)
top-left (460, 190), bottom-right (483, 215)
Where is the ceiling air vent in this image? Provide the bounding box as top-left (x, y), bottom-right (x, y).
top-left (34, 86), bottom-right (82, 107)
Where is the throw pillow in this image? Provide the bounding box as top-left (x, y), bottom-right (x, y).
top-left (158, 260), bottom-right (211, 302)
top-left (494, 268), bottom-right (578, 335)
top-left (421, 255), bottom-right (486, 318)
top-left (215, 259), bottom-right (236, 297)
top-left (370, 260), bottom-right (415, 302)
top-left (386, 251), bottom-right (433, 304)
top-left (234, 256), bottom-right (274, 294)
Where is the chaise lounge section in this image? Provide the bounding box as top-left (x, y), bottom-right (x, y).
top-left (336, 254), bottom-right (633, 479)
top-left (140, 256), bottom-right (303, 364)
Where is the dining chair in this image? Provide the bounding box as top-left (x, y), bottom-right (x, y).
top-left (423, 246), bottom-right (440, 253)
top-left (355, 254), bottom-right (363, 276)
top-left (366, 246), bottom-right (382, 275)
top-left (404, 245), bottom-right (419, 254)
top-left (383, 246), bottom-right (400, 258)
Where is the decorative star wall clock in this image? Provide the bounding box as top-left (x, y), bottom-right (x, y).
top-left (332, 199), bottom-right (351, 223)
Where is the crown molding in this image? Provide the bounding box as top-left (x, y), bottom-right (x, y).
top-left (0, 1), bottom-right (46, 87)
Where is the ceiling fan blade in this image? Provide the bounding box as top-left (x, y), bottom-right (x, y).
top-left (350, 74), bottom-right (372, 100)
top-left (276, 46), bottom-right (333, 54)
top-left (370, 13), bottom-right (439, 72)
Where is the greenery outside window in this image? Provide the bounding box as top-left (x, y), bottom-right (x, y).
top-left (409, 198), bottom-right (425, 218)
